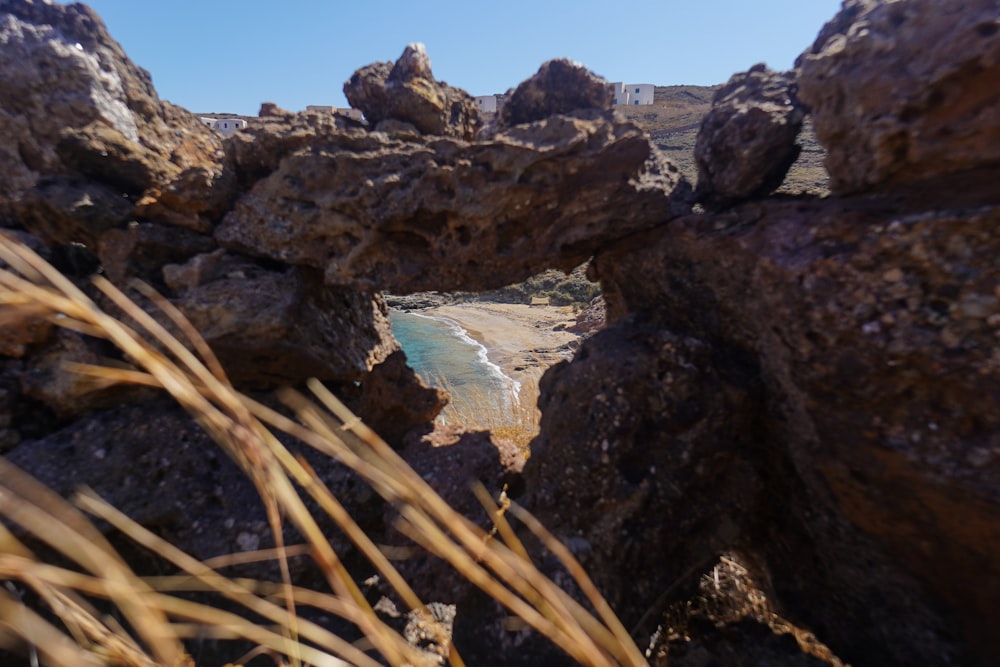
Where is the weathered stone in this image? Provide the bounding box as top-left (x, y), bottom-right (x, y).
top-left (344, 44), bottom-right (481, 140)
top-left (4, 1), bottom-right (1000, 665)
top-left (0, 0), bottom-right (226, 241)
top-left (523, 320), bottom-right (761, 636)
top-left (0, 314), bottom-right (52, 359)
top-left (378, 427), bottom-right (527, 665)
top-left (357, 350), bottom-right (448, 447)
top-left (695, 64), bottom-right (805, 207)
top-left (17, 328), bottom-right (149, 419)
top-left (169, 262), bottom-right (398, 388)
top-left (0, 231), bottom-right (55, 357)
top-left (587, 194), bottom-right (1000, 666)
top-left (216, 109), bottom-right (690, 294)
top-left (498, 59), bottom-right (613, 128)
top-left (2, 398), bottom-right (387, 630)
top-left (13, 176), bottom-right (134, 246)
top-left (797, 0), bottom-right (1000, 193)
top-left (97, 222), bottom-right (215, 285)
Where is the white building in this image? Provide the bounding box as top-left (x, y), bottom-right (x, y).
top-left (200, 117), bottom-right (248, 137)
top-left (609, 82), bottom-right (655, 106)
top-left (474, 95), bottom-right (498, 113)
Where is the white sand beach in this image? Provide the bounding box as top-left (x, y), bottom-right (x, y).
top-left (420, 302), bottom-right (581, 384)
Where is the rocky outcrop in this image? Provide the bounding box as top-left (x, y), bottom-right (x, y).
top-left (497, 58), bottom-right (613, 128)
top-left (797, 0), bottom-right (1000, 193)
top-left (521, 2), bottom-right (1000, 664)
top-left (215, 108), bottom-right (690, 294)
top-left (0, 0), bottom-right (229, 240)
top-left (344, 43), bottom-right (482, 140)
top-left (526, 320), bottom-right (762, 619)
top-left (3, 1), bottom-right (1000, 666)
top-left (694, 64), bottom-right (805, 207)
top-left (0, 3), bottom-right (441, 441)
top-left (578, 193), bottom-right (999, 667)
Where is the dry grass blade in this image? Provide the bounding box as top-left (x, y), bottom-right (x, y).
top-left (295, 383), bottom-right (641, 667)
top-left (509, 503), bottom-right (648, 667)
top-left (0, 587), bottom-right (104, 667)
top-left (73, 489), bottom-right (383, 667)
top-left (0, 459), bottom-right (187, 667)
top-left (1, 232), bottom-right (648, 666)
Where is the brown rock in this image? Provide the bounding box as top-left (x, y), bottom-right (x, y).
top-left (498, 59), bottom-right (613, 128)
top-left (695, 64), bottom-right (805, 207)
top-left (17, 329), bottom-right (148, 419)
top-left (0, 1), bottom-right (226, 242)
top-left (357, 350), bottom-right (448, 447)
top-left (797, 0), bottom-right (1000, 193)
top-left (168, 262), bottom-right (398, 388)
top-left (344, 44), bottom-right (481, 140)
top-left (523, 321), bottom-right (761, 636)
top-left (216, 109), bottom-right (690, 294)
top-left (0, 231), bottom-right (55, 357)
top-left (380, 426), bottom-right (528, 664)
top-left (588, 193), bottom-right (1000, 666)
top-left (97, 222), bottom-right (215, 285)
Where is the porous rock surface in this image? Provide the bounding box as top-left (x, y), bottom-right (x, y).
top-left (344, 42), bottom-right (482, 140)
top-left (216, 97), bottom-right (689, 294)
top-left (0, 0), bottom-right (229, 240)
top-left (797, 0), bottom-right (1000, 193)
top-left (2, 1), bottom-right (999, 666)
top-left (695, 64), bottom-right (805, 206)
top-left (497, 58), bottom-right (614, 128)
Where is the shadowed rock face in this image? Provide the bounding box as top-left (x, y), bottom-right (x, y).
top-left (584, 193), bottom-right (1000, 667)
top-left (3, 1), bottom-right (1000, 666)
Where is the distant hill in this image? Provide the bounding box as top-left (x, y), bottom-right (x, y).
top-left (617, 85), bottom-right (830, 196)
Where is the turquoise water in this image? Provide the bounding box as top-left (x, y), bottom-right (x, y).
top-left (389, 309), bottom-right (520, 417)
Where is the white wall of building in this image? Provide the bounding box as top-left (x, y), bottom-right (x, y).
top-left (200, 117), bottom-right (248, 137)
top-left (609, 82), bottom-right (629, 105)
top-left (474, 95), bottom-right (498, 113)
top-left (608, 82), bottom-right (655, 106)
top-left (629, 84), bottom-right (655, 105)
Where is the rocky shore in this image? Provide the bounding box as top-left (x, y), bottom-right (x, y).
top-left (1, 1), bottom-right (998, 665)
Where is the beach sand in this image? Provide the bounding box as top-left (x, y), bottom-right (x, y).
top-left (421, 302), bottom-right (581, 384)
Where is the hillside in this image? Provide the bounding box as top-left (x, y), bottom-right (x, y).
top-left (618, 84), bottom-right (830, 196)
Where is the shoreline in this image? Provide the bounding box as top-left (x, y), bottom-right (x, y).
top-left (413, 302), bottom-right (581, 386)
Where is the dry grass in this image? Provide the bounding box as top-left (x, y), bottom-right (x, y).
top-left (0, 232), bottom-right (648, 666)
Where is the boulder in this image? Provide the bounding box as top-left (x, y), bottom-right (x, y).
top-left (797, 0), bottom-right (1000, 193)
top-left (344, 43), bottom-right (481, 140)
top-left (694, 64), bottom-right (805, 207)
top-left (216, 109), bottom-right (690, 294)
top-left (166, 257), bottom-right (399, 388)
top-left (0, 1), bottom-right (228, 241)
top-left (497, 58), bottom-right (613, 128)
top-left (524, 319), bottom-right (761, 633)
top-left (98, 222), bottom-right (215, 285)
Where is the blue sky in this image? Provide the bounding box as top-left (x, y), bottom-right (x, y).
top-left (80, 0), bottom-right (843, 116)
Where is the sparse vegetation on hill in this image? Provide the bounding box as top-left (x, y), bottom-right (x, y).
top-left (473, 264), bottom-right (600, 309)
top-left (618, 84), bottom-right (829, 196)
